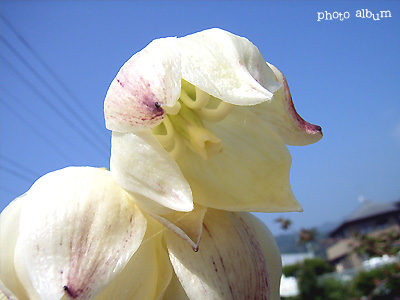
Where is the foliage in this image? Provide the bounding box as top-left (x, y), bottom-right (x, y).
top-left (282, 259), bottom-right (400, 300)
top-left (318, 277), bottom-right (351, 300)
top-left (303, 258), bottom-right (334, 276)
top-left (282, 258), bottom-right (336, 299)
top-left (286, 271), bottom-right (352, 300)
top-left (282, 263), bottom-right (302, 277)
top-left (352, 230), bottom-right (400, 258)
top-left (297, 261), bottom-right (322, 299)
top-left (275, 217), bottom-right (292, 230)
top-left (298, 228), bottom-right (317, 245)
top-left (351, 262), bottom-right (400, 299)
top-left (283, 258), bottom-right (334, 278)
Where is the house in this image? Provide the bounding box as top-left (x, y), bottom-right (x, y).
top-left (326, 199), bottom-right (400, 272)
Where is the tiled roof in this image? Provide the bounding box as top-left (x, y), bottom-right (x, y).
top-left (344, 200), bottom-right (400, 223)
top-left (329, 200), bottom-right (400, 237)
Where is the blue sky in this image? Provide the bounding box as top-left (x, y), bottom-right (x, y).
top-left (1, 1), bottom-right (399, 236)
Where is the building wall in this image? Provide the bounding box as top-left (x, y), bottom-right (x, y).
top-left (326, 238), bottom-right (363, 271)
top-left (327, 212), bottom-right (400, 271)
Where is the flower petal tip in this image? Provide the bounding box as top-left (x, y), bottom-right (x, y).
top-left (104, 37), bottom-right (181, 132)
top-left (282, 81), bottom-right (323, 144)
top-left (268, 63), bottom-right (323, 146)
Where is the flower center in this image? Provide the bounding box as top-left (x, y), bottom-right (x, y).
top-left (151, 80), bottom-right (233, 160)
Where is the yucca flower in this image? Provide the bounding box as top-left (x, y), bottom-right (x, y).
top-left (0, 28), bottom-right (323, 300)
top-left (104, 28), bottom-right (322, 232)
top-left (0, 167), bottom-right (282, 299)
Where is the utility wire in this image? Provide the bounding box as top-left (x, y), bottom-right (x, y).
top-left (0, 184), bottom-right (22, 198)
top-left (0, 154), bottom-right (40, 178)
top-left (0, 91), bottom-right (74, 162)
top-left (0, 35), bottom-right (109, 152)
top-left (0, 164), bottom-right (34, 183)
top-left (0, 14), bottom-right (104, 129)
top-left (0, 55), bottom-right (109, 157)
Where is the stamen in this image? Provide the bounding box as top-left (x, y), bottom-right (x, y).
top-left (151, 115), bottom-right (175, 149)
top-left (169, 106), bottom-right (222, 160)
top-left (163, 101), bottom-right (181, 115)
top-left (152, 81), bottom-right (233, 161)
top-left (169, 134), bottom-right (186, 161)
top-left (196, 99), bottom-right (234, 122)
top-left (179, 88), bottom-right (210, 110)
top-left (195, 87), bottom-right (211, 109)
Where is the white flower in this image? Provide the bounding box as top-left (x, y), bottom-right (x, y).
top-left (104, 28), bottom-right (322, 221)
top-left (0, 28), bottom-right (323, 299)
top-left (0, 167), bottom-right (282, 300)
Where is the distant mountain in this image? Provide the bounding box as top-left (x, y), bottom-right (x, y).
top-left (317, 220), bottom-right (340, 235)
top-left (273, 220), bottom-right (339, 257)
top-left (275, 233), bottom-right (307, 253)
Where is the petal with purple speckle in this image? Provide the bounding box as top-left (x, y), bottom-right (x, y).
top-left (13, 167), bottom-right (147, 300)
top-left (165, 209), bottom-right (282, 300)
top-left (249, 63), bottom-right (323, 146)
top-left (105, 37), bottom-right (181, 132)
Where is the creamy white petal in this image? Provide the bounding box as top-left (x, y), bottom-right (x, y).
top-left (165, 209), bottom-right (281, 300)
top-left (237, 212), bottom-right (282, 300)
top-left (148, 204), bottom-right (207, 251)
top-left (104, 37), bottom-right (181, 132)
top-left (177, 106), bottom-right (302, 212)
top-left (111, 131), bottom-right (193, 212)
top-left (0, 279), bottom-right (20, 300)
top-left (249, 63), bottom-right (323, 146)
top-left (96, 219), bottom-right (172, 300)
top-left (13, 167), bottom-right (147, 300)
top-left (178, 28), bottom-right (280, 105)
top-left (162, 273), bottom-right (190, 300)
top-left (0, 278), bottom-right (19, 300)
top-left (0, 195), bottom-right (30, 300)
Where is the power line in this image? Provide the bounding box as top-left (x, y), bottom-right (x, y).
top-left (0, 184), bottom-right (22, 198)
top-left (0, 55), bottom-right (109, 157)
top-left (0, 90), bottom-right (75, 162)
top-left (0, 35), bottom-right (109, 152)
top-left (0, 154), bottom-right (40, 178)
top-left (0, 14), bottom-right (104, 129)
top-left (0, 164), bottom-right (34, 183)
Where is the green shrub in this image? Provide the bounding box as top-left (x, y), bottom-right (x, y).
top-left (297, 262), bottom-right (322, 299)
top-left (282, 258), bottom-right (333, 278)
top-left (303, 258), bottom-right (334, 276)
top-left (351, 262), bottom-right (400, 299)
top-left (282, 263), bottom-right (302, 277)
top-left (319, 278), bottom-right (351, 300)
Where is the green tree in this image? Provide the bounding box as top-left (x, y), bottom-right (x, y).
top-left (318, 277), bottom-right (351, 300)
top-left (303, 258), bottom-right (334, 276)
top-left (352, 230), bottom-right (400, 258)
top-left (351, 262), bottom-right (400, 299)
top-left (282, 263), bottom-right (302, 277)
top-left (282, 258), bottom-right (335, 300)
top-left (297, 261), bottom-right (321, 299)
top-left (275, 217), bottom-right (293, 230)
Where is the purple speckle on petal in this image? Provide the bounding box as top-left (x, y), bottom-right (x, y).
top-left (116, 78), bottom-right (124, 87)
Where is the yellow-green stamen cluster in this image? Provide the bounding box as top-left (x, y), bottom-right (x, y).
top-left (152, 80), bottom-right (233, 160)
